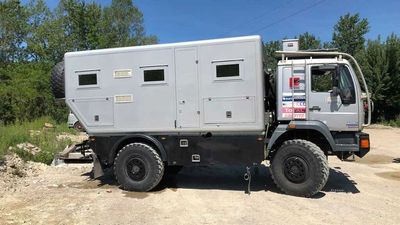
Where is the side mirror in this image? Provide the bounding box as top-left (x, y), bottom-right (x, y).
top-left (331, 86), bottom-right (340, 97)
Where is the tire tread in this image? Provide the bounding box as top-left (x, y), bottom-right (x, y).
top-left (114, 143), bottom-right (164, 191)
top-left (270, 139), bottom-right (329, 197)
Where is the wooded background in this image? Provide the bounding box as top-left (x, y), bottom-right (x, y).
top-left (1, 0), bottom-right (399, 125)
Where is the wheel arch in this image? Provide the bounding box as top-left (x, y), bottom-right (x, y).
top-left (267, 121), bottom-right (336, 159)
top-left (110, 135), bottom-right (167, 163)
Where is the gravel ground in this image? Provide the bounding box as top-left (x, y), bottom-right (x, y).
top-left (0, 127), bottom-right (399, 225)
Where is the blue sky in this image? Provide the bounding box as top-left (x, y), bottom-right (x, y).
top-left (43, 0), bottom-right (400, 43)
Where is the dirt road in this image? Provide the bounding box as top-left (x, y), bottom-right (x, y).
top-left (0, 127), bottom-right (399, 225)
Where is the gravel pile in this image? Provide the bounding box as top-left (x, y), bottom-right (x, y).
top-left (0, 153), bottom-right (47, 192)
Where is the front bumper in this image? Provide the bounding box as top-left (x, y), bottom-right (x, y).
top-left (333, 132), bottom-right (370, 159)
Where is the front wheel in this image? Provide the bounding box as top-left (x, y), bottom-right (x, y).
top-left (114, 143), bottom-right (164, 192)
top-left (270, 139), bottom-right (329, 197)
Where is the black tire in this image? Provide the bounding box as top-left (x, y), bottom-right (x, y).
top-left (51, 61), bottom-right (65, 99)
top-left (270, 139), bottom-right (329, 197)
top-left (114, 143), bottom-right (164, 192)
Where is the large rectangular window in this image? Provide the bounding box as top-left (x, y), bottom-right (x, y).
top-left (216, 64), bottom-right (240, 78)
top-left (144, 69), bottom-right (165, 82)
top-left (78, 73), bottom-right (97, 86)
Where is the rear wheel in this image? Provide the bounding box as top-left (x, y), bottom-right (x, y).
top-left (114, 143), bottom-right (164, 192)
top-left (270, 139), bottom-right (329, 197)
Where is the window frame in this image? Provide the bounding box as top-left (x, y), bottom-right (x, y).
top-left (76, 70), bottom-right (100, 89)
top-left (140, 65), bottom-right (168, 85)
top-left (212, 59), bottom-right (244, 81)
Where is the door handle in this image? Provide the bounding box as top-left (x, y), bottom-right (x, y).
top-left (309, 106), bottom-right (321, 111)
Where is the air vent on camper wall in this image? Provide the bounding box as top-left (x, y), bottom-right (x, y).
top-left (114, 95), bottom-right (133, 103)
top-left (113, 69), bottom-right (132, 78)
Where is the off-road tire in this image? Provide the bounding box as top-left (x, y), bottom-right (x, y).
top-left (114, 143), bottom-right (164, 192)
top-left (51, 61), bottom-right (65, 98)
top-left (270, 139), bottom-right (329, 197)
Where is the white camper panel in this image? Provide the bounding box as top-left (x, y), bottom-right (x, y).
top-left (64, 36), bottom-right (264, 134)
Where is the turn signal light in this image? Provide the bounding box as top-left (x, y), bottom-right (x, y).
top-left (360, 139), bottom-right (369, 149)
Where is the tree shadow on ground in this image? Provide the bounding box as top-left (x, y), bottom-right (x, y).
top-left (82, 164), bottom-right (360, 198)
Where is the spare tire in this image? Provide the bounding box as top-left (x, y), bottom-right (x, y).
top-left (51, 61), bottom-right (65, 99)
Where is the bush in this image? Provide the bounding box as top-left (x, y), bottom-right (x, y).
top-left (0, 117), bottom-right (77, 164)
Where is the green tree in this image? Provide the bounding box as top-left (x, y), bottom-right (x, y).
top-left (25, 0), bottom-right (52, 62)
top-left (356, 38), bottom-right (389, 121)
top-left (332, 13), bottom-right (369, 55)
top-left (263, 40), bottom-right (280, 74)
top-left (298, 32), bottom-right (321, 50)
top-left (0, 0), bottom-right (29, 64)
top-left (0, 0), bottom-right (158, 125)
top-left (100, 0), bottom-right (157, 48)
top-left (383, 34), bottom-right (400, 120)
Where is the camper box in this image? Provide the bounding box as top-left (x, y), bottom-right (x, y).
top-left (64, 36), bottom-right (265, 134)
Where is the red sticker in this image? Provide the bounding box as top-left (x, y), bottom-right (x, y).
top-left (289, 77), bottom-right (300, 88)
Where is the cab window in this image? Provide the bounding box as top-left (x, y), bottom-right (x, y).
top-left (311, 67), bottom-right (334, 92)
top-left (338, 65), bottom-right (356, 104)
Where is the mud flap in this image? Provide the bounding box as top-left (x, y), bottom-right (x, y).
top-left (355, 147), bottom-right (369, 158)
top-left (92, 154), bottom-right (104, 178)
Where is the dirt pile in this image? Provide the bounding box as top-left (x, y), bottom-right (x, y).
top-left (0, 153), bottom-right (47, 192)
top-left (15, 143), bottom-right (41, 155)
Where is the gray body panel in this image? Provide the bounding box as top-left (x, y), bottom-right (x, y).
top-left (64, 36), bottom-right (265, 135)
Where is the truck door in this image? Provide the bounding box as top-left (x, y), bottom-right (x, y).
top-left (175, 48), bottom-right (200, 128)
top-left (307, 64), bottom-right (359, 131)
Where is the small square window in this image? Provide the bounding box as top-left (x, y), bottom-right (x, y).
top-left (79, 73), bottom-right (97, 86)
top-left (144, 69), bottom-right (165, 82)
top-left (216, 64), bottom-right (240, 78)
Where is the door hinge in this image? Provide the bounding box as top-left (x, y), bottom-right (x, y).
top-left (174, 120), bottom-right (177, 128)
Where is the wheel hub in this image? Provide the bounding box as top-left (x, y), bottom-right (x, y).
top-left (126, 158), bottom-right (146, 181)
top-left (283, 156), bottom-right (309, 183)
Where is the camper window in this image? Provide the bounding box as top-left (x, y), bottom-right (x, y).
top-left (213, 59), bottom-right (243, 81)
top-left (78, 73), bottom-right (97, 86)
top-left (144, 69), bottom-right (165, 82)
top-left (216, 64), bottom-right (240, 78)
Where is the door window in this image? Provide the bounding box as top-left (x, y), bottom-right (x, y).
top-left (311, 67), bottom-right (334, 92)
top-left (338, 65), bottom-right (356, 104)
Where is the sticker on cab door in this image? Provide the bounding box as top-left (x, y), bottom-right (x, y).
top-left (346, 121), bottom-right (358, 128)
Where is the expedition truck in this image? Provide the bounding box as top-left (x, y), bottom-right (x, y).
top-left (51, 36), bottom-right (371, 197)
